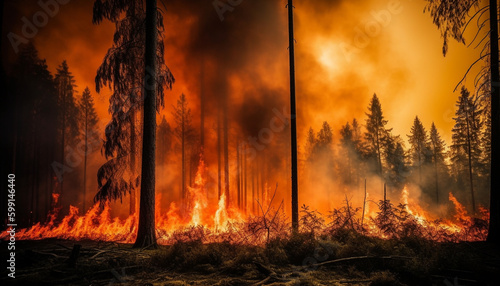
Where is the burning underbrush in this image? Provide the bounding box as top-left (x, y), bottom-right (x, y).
top-left (1, 188), bottom-right (488, 246)
top-left (1, 160), bottom-right (489, 245)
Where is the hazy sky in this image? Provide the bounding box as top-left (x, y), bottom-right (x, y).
top-left (1, 0), bottom-right (485, 146)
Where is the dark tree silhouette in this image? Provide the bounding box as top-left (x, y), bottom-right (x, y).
top-left (92, 0), bottom-right (174, 248)
top-left (384, 135), bottom-right (407, 191)
top-left (157, 116), bottom-right (173, 168)
top-left (424, 0), bottom-right (499, 243)
top-left (54, 60), bottom-right (79, 206)
top-left (135, 0), bottom-right (159, 248)
top-left (450, 87), bottom-right (483, 212)
top-left (364, 94), bottom-right (391, 178)
top-left (288, 0), bottom-right (299, 232)
top-left (79, 87), bottom-right (99, 213)
top-left (429, 122), bottom-right (448, 204)
top-left (408, 116), bottom-right (431, 188)
top-left (8, 43), bottom-right (58, 224)
top-left (172, 93), bottom-right (195, 202)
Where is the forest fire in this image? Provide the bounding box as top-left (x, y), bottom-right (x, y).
top-left (2, 0), bottom-right (499, 284)
top-left (3, 174), bottom-right (488, 244)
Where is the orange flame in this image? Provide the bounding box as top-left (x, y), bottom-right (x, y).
top-left (2, 176), bottom-right (488, 244)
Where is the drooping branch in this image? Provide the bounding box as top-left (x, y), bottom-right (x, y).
top-left (454, 53), bottom-right (491, 92)
top-left (461, 5), bottom-right (489, 37)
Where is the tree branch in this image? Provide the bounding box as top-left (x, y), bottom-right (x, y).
top-left (454, 53), bottom-right (491, 92)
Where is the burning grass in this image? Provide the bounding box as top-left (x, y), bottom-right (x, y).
top-left (2, 187), bottom-right (489, 245)
top-left (0, 180), bottom-right (495, 285)
top-left (3, 158), bottom-right (489, 246)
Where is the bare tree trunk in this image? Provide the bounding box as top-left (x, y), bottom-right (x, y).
top-left (223, 93), bottom-right (230, 207)
top-left (60, 78), bottom-right (66, 208)
top-left (237, 139), bottom-right (241, 208)
top-left (244, 145), bottom-right (247, 212)
top-left (434, 156), bottom-right (439, 204)
top-left (83, 110), bottom-right (88, 214)
top-left (130, 109), bottom-right (137, 215)
top-left (181, 104), bottom-right (185, 201)
top-left (252, 161), bottom-right (255, 213)
top-left (465, 106), bottom-right (476, 213)
top-left (487, 0), bottom-right (500, 244)
top-left (200, 60), bottom-right (205, 150)
top-left (133, 0), bottom-right (157, 248)
top-left (288, 0), bottom-right (299, 231)
top-left (217, 107), bottom-right (222, 199)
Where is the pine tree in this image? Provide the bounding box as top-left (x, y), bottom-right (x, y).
top-left (340, 122), bottom-right (354, 185)
top-left (9, 43), bottom-right (58, 223)
top-left (364, 94), bottom-right (391, 177)
top-left (316, 121), bottom-right (333, 154)
top-left (55, 60), bottom-right (79, 206)
top-left (305, 127), bottom-right (316, 162)
top-left (172, 93), bottom-right (195, 202)
top-left (450, 87), bottom-right (483, 212)
top-left (423, 0), bottom-right (500, 245)
top-left (429, 122), bottom-right (447, 204)
top-left (156, 116), bottom-right (172, 168)
top-left (384, 135), bottom-right (407, 191)
top-left (93, 0), bottom-right (175, 248)
top-left (93, 0), bottom-right (174, 205)
top-left (407, 116), bottom-right (431, 188)
top-left (79, 87), bottom-right (99, 213)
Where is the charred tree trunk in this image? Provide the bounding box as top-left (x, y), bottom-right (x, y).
top-left (181, 107), bottom-right (185, 201)
top-left (223, 93), bottom-right (230, 207)
top-left (60, 78), bottom-right (66, 207)
top-left (465, 105), bottom-right (476, 213)
top-left (288, 0), bottom-right (299, 231)
top-left (83, 107), bottom-right (88, 214)
top-left (130, 109), bottom-right (137, 215)
top-left (200, 60), bottom-right (205, 150)
top-left (237, 139), bottom-right (241, 208)
top-left (487, 0), bottom-right (500, 244)
top-left (133, 0), bottom-right (157, 249)
top-left (217, 107), bottom-right (222, 199)
top-left (434, 156), bottom-right (439, 204)
top-left (244, 145), bottom-right (247, 212)
top-left (252, 161), bottom-right (256, 213)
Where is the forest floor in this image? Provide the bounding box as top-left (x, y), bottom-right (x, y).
top-left (1, 234), bottom-right (500, 286)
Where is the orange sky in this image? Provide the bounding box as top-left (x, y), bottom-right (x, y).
top-left (2, 0), bottom-right (485, 147)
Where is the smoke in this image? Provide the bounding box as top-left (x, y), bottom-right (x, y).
top-left (2, 0), bottom-right (487, 222)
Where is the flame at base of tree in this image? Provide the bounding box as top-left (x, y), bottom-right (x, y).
top-left (1, 159), bottom-right (489, 244)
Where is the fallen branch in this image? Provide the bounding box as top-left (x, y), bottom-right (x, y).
top-left (339, 280), bottom-right (372, 284)
top-left (90, 249), bottom-right (110, 259)
top-left (310, 255), bottom-right (413, 268)
top-left (29, 250), bottom-right (66, 259)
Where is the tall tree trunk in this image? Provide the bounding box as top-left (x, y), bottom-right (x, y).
top-left (217, 107), bottom-right (222, 199)
top-left (34, 144), bottom-right (40, 222)
top-left (181, 107), bottom-right (185, 201)
top-left (252, 161), bottom-right (255, 213)
top-left (237, 139), bottom-right (241, 208)
top-left (130, 109), bottom-right (137, 215)
top-left (223, 93), bottom-right (230, 207)
top-left (133, 0), bottom-right (157, 248)
top-left (60, 78), bottom-right (66, 207)
top-left (418, 153), bottom-right (422, 188)
top-left (288, 0), bottom-right (299, 232)
top-left (83, 110), bottom-right (88, 214)
top-left (487, 0), bottom-right (500, 244)
top-left (244, 146), bottom-right (247, 212)
top-left (200, 60), bottom-right (205, 150)
top-left (465, 105), bottom-right (476, 212)
top-left (434, 154), bottom-right (439, 204)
